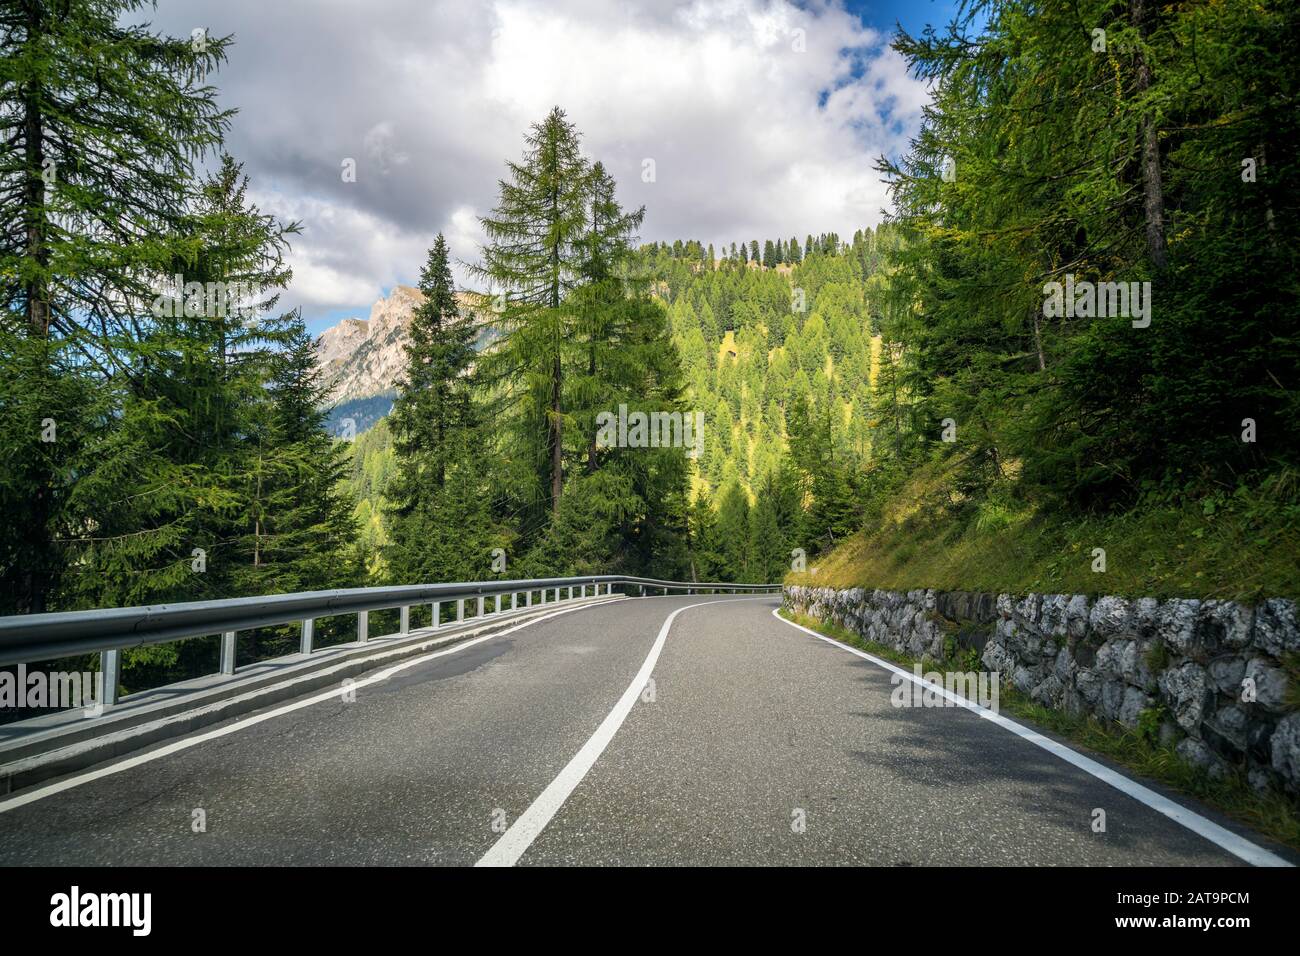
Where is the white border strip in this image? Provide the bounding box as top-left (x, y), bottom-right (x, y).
top-left (476, 597), bottom-right (773, 867)
top-left (773, 607), bottom-right (1292, 868)
top-left (0, 600), bottom-right (617, 815)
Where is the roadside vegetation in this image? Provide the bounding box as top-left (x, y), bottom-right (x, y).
top-left (788, 459), bottom-right (1300, 602)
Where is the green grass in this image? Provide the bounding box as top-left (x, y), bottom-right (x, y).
top-left (779, 607), bottom-right (1300, 852)
top-left (788, 463), bottom-right (1300, 601)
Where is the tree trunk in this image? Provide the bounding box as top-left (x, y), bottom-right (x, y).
top-left (586, 347), bottom-right (598, 472)
top-left (550, 354), bottom-right (563, 513)
top-left (23, 12), bottom-right (49, 336)
top-left (1131, 0), bottom-right (1167, 270)
top-left (1257, 142), bottom-right (1278, 249)
top-left (549, 178), bottom-right (563, 514)
top-left (20, 0), bottom-right (51, 613)
top-left (1032, 307), bottom-right (1046, 371)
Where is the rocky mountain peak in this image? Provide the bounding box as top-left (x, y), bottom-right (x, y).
top-left (313, 286), bottom-right (487, 409)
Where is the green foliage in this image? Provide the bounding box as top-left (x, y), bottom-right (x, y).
top-left (474, 106), bottom-right (598, 521)
top-left (872, 0), bottom-right (1300, 513)
top-left (636, 227), bottom-right (893, 577)
top-left (384, 234), bottom-right (483, 583)
top-left (0, 0), bottom-right (232, 612)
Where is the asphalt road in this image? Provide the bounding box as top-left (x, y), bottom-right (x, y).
top-left (0, 595), bottom-right (1286, 866)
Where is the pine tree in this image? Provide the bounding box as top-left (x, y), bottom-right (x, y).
top-left (748, 477), bottom-right (786, 583)
top-left (386, 233), bottom-right (480, 581)
top-left (65, 155), bottom-right (299, 612)
top-left (687, 490), bottom-right (724, 581)
top-left (715, 480), bottom-right (751, 581)
top-left (238, 313), bottom-right (362, 663)
top-left (389, 237), bottom-right (476, 493)
top-left (570, 161), bottom-right (645, 472)
top-left (0, 0), bottom-right (231, 612)
top-left (475, 106), bottom-right (589, 519)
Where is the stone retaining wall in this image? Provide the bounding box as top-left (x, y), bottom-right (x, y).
top-left (783, 585), bottom-right (1300, 794)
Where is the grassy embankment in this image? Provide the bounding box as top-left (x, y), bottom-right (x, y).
top-left (787, 461), bottom-right (1300, 602)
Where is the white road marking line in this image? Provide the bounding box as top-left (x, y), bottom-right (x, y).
top-left (0, 599), bottom-right (622, 815)
top-left (772, 607), bottom-right (1293, 868)
top-left (476, 596), bottom-right (775, 867)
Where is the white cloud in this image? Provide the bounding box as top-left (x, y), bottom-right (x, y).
top-left (252, 191), bottom-right (434, 309)
top-left (150, 0), bottom-right (929, 324)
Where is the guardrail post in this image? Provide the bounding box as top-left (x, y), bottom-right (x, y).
top-left (358, 611), bottom-right (369, 643)
top-left (554, 587), bottom-right (561, 603)
top-left (400, 605), bottom-right (410, 634)
top-left (526, 590), bottom-right (533, 607)
top-left (456, 598), bottom-right (465, 623)
top-left (432, 601), bottom-right (441, 629)
top-left (495, 594), bottom-right (502, 615)
top-left (301, 618), bottom-right (314, 655)
top-left (100, 649), bottom-right (120, 708)
top-left (477, 595), bottom-right (485, 617)
top-left (219, 630), bottom-right (237, 675)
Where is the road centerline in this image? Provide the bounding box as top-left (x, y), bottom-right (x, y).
top-left (475, 596), bottom-right (774, 867)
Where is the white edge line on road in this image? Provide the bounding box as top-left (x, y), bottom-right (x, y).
top-left (475, 596), bottom-right (777, 867)
top-left (772, 607), bottom-right (1293, 868)
top-left (0, 599), bottom-right (624, 815)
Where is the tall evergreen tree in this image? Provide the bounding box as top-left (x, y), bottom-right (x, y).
top-left (688, 490), bottom-right (724, 581)
top-left (715, 480), bottom-right (751, 581)
top-left (238, 310), bottom-right (362, 669)
top-left (64, 155), bottom-right (299, 611)
top-left (570, 161), bottom-right (645, 473)
top-left (0, 0), bottom-right (230, 612)
top-left (748, 478), bottom-right (786, 584)
top-left (475, 106), bottom-right (589, 519)
top-left (386, 233), bottom-right (480, 581)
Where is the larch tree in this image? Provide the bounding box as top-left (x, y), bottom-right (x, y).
top-left (475, 106), bottom-right (590, 520)
top-left (0, 0), bottom-right (230, 612)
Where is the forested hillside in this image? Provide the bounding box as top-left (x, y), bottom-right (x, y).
top-left (792, 0), bottom-right (1300, 600)
top-left (344, 229), bottom-right (897, 584)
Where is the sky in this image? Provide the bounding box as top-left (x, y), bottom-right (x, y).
top-left (143, 0), bottom-right (961, 334)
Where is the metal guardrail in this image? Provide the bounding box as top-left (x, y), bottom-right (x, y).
top-left (0, 575), bottom-right (780, 707)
